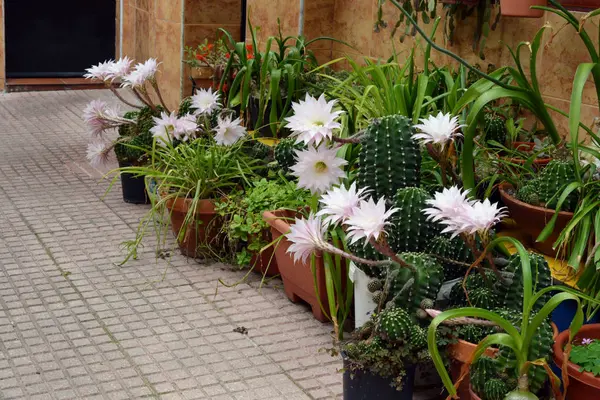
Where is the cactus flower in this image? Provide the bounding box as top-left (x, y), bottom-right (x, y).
top-left (82, 100), bottom-right (126, 137)
top-left (86, 140), bottom-right (114, 168)
top-left (317, 183), bottom-right (369, 226)
top-left (286, 214), bottom-right (329, 263)
top-left (290, 146), bottom-right (347, 194)
top-left (214, 116), bottom-right (246, 146)
top-left (413, 112), bottom-right (464, 148)
top-left (345, 197), bottom-right (398, 245)
top-left (191, 88), bottom-right (221, 116)
top-left (107, 56), bottom-right (133, 81)
top-left (285, 94), bottom-right (343, 145)
top-left (150, 111), bottom-right (179, 144)
top-left (84, 60), bottom-right (114, 82)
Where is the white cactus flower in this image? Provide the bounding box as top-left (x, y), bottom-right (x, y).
top-left (290, 146), bottom-right (347, 194)
top-left (413, 112), bottom-right (464, 148)
top-left (286, 214), bottom-right (329, 264)
top-left (316, 183), bottom-right (370, 226)
top-left (191, 88), bottom-right (221, 116)
top-left (285, 94), bottom-right (343, 145)
top-left (214, 116), bottom-right (246, 145)
top-left (345, 197), bottom-right (398, 245)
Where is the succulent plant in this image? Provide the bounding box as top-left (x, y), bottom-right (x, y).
top-left (367, 279), bottom-right (383, 293)
top-left (483, 113), bottom-right (507, 146)
top-left (274, 138), bottom-right (306, 173)
top-left (372, 290), bottom-right (385, 304)
top-left (357, 115), bottom-right (421, 201)
top-left (483, 379), bottom-right (510, 400)
top-left (469, 286), bottom-right (499, 310)
top-left (409, 325), bottom-right (427, 349)
top-left (536, 160), bottom-right (579, 211)
top-left (516, 183), bottom-right (540, 206)
top-left (378, 307), bottom-right (412, 342)
top-left (388, 187), bottom-right (440, 253)
top-left (115, 106), bottom-right (163, 164)
top-left (449, 271), bottom-right (497, 307)
top-left (389, 253), bottom-right (444, 312)
top-left (177, 96), bottom-right (193, 117)
top-left (456, 324), bottom-right (493, 344)
top-left (471, 356), bottom-right (500, 395)
top-left (496, 252), bottom-right (552, 312)
top-left (426, 235), bottom-right (474, 280)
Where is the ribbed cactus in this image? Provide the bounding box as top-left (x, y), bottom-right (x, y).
top-left (388, 187), bottom-right (439, 253)
top-left (483, 113), bottom-right (507, 146)
top-left (469, 286), bottom-right (499, 310)
top-left (496, 252), bottom-right (551, 312)
top-left (483, 379), bottom-right (510, 400)
top-left (409, 325), bottom-right (427, 349)
top-left (537, 160), bottom-right (578, 211)
top-left (378, 307), bottom-right (412, 342)
top-left (371, 291), bottom-right (385, 304)
top-left (389, 253), bottom-right (444, 311)
top-left (471, 356), bottom-right (500, 395)
top-left (516, 183), bottom-right (540, 207)
top-left (426, 236), bottom-right (474, 280)
top-left (357, 115), bottom-right (421, 201)
top-left (494, 309), bottom-right (554, 395)
top-left (274, 138), bottom-right (306, 173)
top-left (456, 324), bottom-right (493, 344)
top-left (449, 271), bottom-right (497, 307)
top-left (115, 106), bottom-right (162, 163)
top-left (367, 279), bottom-right (383, 293)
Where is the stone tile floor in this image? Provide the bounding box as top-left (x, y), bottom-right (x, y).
top-left (0, 90), bottom-right (343, 399)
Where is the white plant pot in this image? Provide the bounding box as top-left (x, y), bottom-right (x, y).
top-left (349, 262), bottom-right (377, 329)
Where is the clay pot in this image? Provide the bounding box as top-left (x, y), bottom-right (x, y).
top-left (448, 339), bottom-right (499, 400)
top-left (164, 197), bottom-right (222, 258)
top-left (500, 0), bottom-right (547, 18)
top-left (248, 232), bottom-right (280, 277)
top-left (263, 209), bottom-right (331, 322)
top-left (505, 141), bottom-right (552, 169)
top-left (499, 183), bottom-right (574, 257)
top-left (553, 324), bottom-right (600, 399)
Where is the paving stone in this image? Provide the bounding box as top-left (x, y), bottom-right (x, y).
top-left (0, 89), bottom-right (343, 399)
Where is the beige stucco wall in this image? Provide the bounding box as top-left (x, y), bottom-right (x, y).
top-left (246, 0), bottom-right (600, 137)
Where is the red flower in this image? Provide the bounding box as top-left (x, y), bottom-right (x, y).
top-left (246, 53), bottom-right (254, 60)
top-left (221, 84), bottom-right (229, 93)
top-left (246, 44), bottom-right (253, 52)
top-left (225, 53), bottom-right (231, 59)
top-left (196, 54), bottom-right (206, 61)
top-left (206, 43), bottom-right (215, 51)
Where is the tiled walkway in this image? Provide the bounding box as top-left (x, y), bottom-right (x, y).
top-left (0, 90), bottom-right (342, 399)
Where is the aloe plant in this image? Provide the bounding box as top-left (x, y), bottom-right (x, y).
top-left (427, 236), bottom-right (586, 399)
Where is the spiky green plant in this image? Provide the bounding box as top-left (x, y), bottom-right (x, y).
top-left (389, 253), bottom-right (444, 312)
top-left (379, 307), bottom-right (412, 342)
top-left (274, 138), bottom-right (305, 173)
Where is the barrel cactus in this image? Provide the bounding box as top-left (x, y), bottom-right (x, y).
top-left (409, 325), bottom-right (427, 349)
top-left (357, 115), bottom-right (421, 201)
top-left (378, 307), bottom-right (412, 342)
top-left (471, 356), bottom-right (501, 395)
top-left (367, 279), bottom-right (383, 293)
top-left (536, 160), bottom-right (578, 211)
top-left (426, 236), bottom-right (474, 280)
top-left (115, 106), bottom-right (162, 163)
top-left (484, 113), bottom-right (507, 146)
top-left (449, 271), bottom-right (497, 307)
top-left (178, 96), bottom-right (193, 117)
top-left (469, 286), bottom-right (499, 310)
top-left (389, 253), bottom-right (444, 312)
top-left (388, 187), bottom-right (439, 253)
top-left (274, 138), bottom-right (306, 173)
top-left (483, 379), bottom-right (510, 400)
top-left (516, 183), bottom-right (540, 207)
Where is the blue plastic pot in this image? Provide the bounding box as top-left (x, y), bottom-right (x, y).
top-left (551, 299), bottom-right (600, 333)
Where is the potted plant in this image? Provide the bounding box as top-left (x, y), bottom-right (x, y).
top-left (184, 38), bottom-right (230, 96)
top-left (215, 177), bottom-right (311, 276)
top-left (553, 324), bottom-right (600, 398)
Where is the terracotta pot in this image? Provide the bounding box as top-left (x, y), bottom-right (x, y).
top-left (505, 141), bottom-right (552, 169)
top-left (248, 232), bottom-right (280, 277)
top-left (164, 197), bottom-right (222, 258)
top-left (500, 0), bottom-right (546, 18)
top-left (499, 183), bottom-right (574, 257)
top-left (263, 209), bottom-right (331, 322)
top-left (448, 339), bottom-right (499, 400)
top-left (553, 324), bottom-right (600, 399)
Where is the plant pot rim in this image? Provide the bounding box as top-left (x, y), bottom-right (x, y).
top-left (552, 324), bottom-right (600, 389)
top-left (448, 339), bottom-right (498, 364)
top-left (499, 183), bottom-right (575, 218)
top-left (163, 195), bottom-right (217, 215)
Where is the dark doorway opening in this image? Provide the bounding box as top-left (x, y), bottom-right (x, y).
top-left (5, 0), bottom-right (116, 78)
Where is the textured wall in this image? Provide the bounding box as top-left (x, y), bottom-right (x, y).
top-left (246, 0), bottom-right (600, 137)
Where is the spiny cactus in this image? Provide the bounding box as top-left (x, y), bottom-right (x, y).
top-left (115, 106), bottom-right (163, 163)
top-left (378, 307), bottom-right (412, 342)
top-left (469, 286), bottom-right (499, 310)
top-left (178, 96), bottom-right (193, 117)
top-left (496, 252), bottom-right (552, 312)
top-left (471, 356), bottom-right (500, 395)
top-left (449, 271), bottom-right (497, 307)
top-left (516, 183), bottom-right (540, 207)
top-left (274, 138), bottom-right (306, 173)
top-left (494, 309), bottom-right (554, 395)
top-left (367, 279), bottom-right (383, 293)
top-left (348, 241), bottom-right (386, 277)
top-left (389, 253), bottom-right (444, 312)
top-left (409, 325), bottom-right (427, 349)
top-left (483, 379), bottom-right (510, 400)
top-left (357, 115), bottom-right (421, 201)
top-left (371, 291), bottom-right (385, 305)
top-left (426, 236), bottom-right (474, 280)
top-left (388, 187), bottom-right (439, 253)
top-left (456, 324), bottom-right (493, 344)
top-left (483, 113), bottom-right (507, 146)
top-left (537, 160), bottom-right (579, 211)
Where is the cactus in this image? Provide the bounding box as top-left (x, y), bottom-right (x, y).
top-left (388, 187), bottom-right (440, 253)
top-left (496, 252), bottom-right (552, 312)
top-left (456, 324), bottom-right (493, 344)
top-left (389, 253), bottom-right (444, 311)
top-left (536, 160), bottom-right (579, 211)
top-left (471, 356), bottom-right (500, 395)
top-left (469, 286), bottom-right (499, 310)
top-left (367, 279), bottom-right (383, 293)
top-left (494, 309), bottom-right (554, 395)
top-left (378, 307), bottom-right (412, 342)
top-left (178, 96), bottom-right (193, 117)
top-left (483, 113), bottom-right (507, 146)
top-left (372, 291), bottom-right (385, 304)
top-left (357, 115), bottom-right (421, 201)
top-left (516, 183), bottom-right (540, 207)
top-left (449, 271), bottom-right (497, 307)
top-left (426, 236), bottom-right (474, 280)
top-left (409, 325), bottom-right (427, 349)
top-left (483, 379), bottom-right (510, 400)
top-left (274, 138), bottom-right (306, 173)
top-left (115, 106), bottom-right (162, 163)
top-left (348, 241), bottom-right (386, 277)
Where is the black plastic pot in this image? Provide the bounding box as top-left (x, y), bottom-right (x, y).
top-left (118, 160), bottom-right (149, 204)
top-left (343, 358), bottom-right (416, 400)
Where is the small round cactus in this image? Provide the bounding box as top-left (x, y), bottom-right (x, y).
top-left (371, 290), bottom-right (385, 304)
top-left (483, 113), bottom-right (507, 146)
top-left (516, 183), bottom-right (540, 206)
top-left (274, 138), bottom-right (306, 173)
top-left (483, 379), bottom-right (510, 400)
top-left (471, 356), bottom-right (500, 395)
top-left (367, 279), bottom-right (383, 293)
top-left (409, 325), bottom-right (427, 349)
top-left (469, 286), bottom-right (498, 309)
top-left (378, 307), bottom-right (412, 342)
